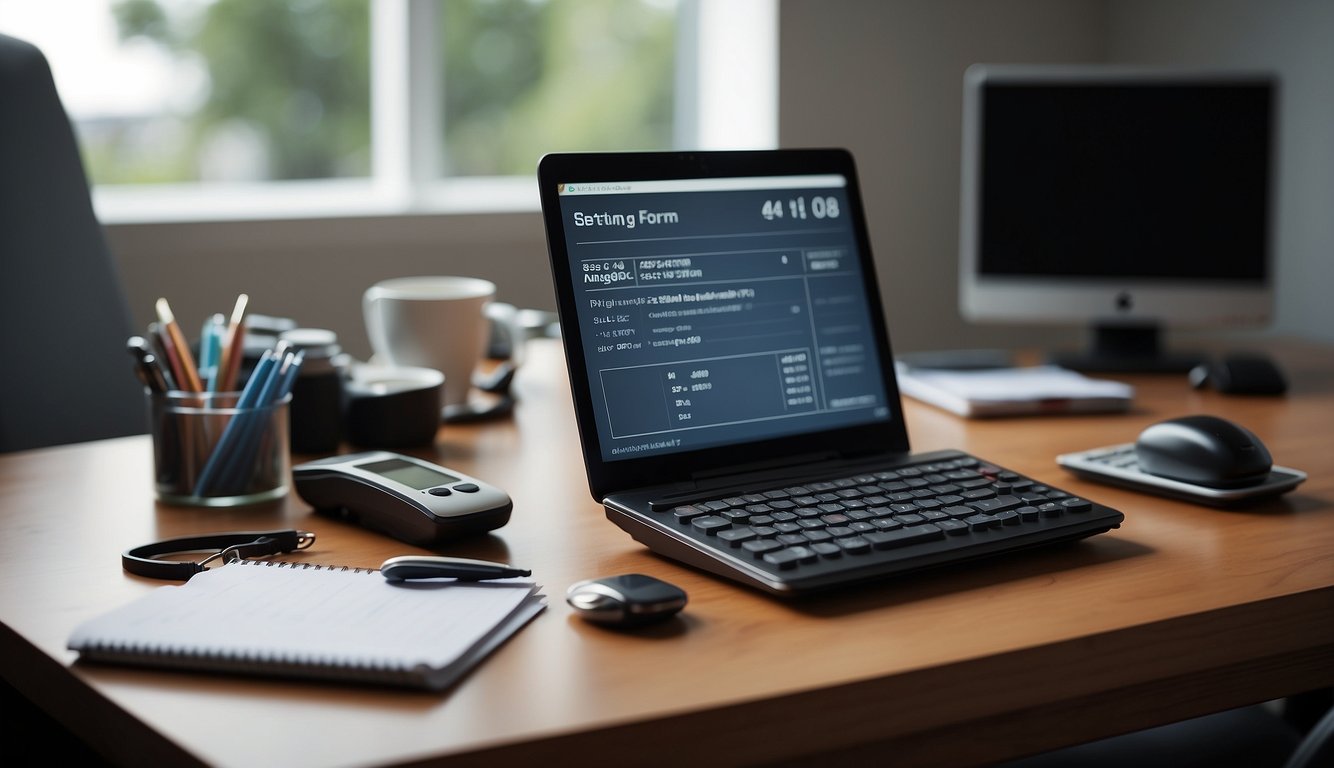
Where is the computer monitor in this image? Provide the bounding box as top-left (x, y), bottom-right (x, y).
top-left (959, 64), bottom-right (1277, 372)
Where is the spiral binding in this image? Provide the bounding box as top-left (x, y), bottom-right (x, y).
top-left (235, 558), bottom-right (377, 574)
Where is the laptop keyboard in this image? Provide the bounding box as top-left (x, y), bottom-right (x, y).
top-left (619, 451), bottom-right (1123, 593)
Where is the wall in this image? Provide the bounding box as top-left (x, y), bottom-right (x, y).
top-left (778, 0), bottom-right (1334, 350)
top-left (1104, 0), bottom-right (1334, 344)
top-left (778, 0), bottom-right (1105, 353)
top-left (106, 0), bottom-right (1334, 361)
top-left (111, 212), bottom-right (552, 361)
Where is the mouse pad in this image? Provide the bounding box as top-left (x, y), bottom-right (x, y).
top-left (1057, 443), bottom-right (1305, 506)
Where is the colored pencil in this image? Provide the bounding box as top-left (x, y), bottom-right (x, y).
top-left (156, 297), bottom-right (203, 392)
top-left (217, 293), bottom-right (250, 393)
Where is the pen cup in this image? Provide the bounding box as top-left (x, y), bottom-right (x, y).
top-left (149, 390), bottom-right (292, 507)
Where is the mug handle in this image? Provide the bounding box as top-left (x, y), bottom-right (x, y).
top-left (362, 289), bottom-right (388, 363)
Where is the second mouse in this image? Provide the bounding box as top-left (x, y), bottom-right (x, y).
top-left (1135, 415), bottom-right (1272, 489)
top-left (566, 574), bottom-right (687, 627)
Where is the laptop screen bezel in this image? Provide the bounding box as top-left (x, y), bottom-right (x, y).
top-left (537, 149), bottom-right (910, 501)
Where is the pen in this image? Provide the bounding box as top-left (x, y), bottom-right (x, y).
top-left (144, 323), bottom-right (179, 391)
top-left (274, 348), bottom-right (305, 401)
top-left (126, 336), bottom-right (169, 393)
top-left (379, 556), bottom-right (533, 583)
top-left (199, 313), bottom-right (225, 391)
top-left (207, 343), bottom-right (302, 495)
top-left (193, 350), bottom-right (277, 496)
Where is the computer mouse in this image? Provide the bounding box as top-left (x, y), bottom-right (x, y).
top-left (1189, 354), bottom-right (1288, 396)
top-left (1135, 415), bottom-right (1273, 489)
top-left (565, 574), bottom-right (687, 627)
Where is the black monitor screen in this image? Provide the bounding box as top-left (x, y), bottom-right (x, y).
top-left (554, 174), bottom-right (893, 462)
top-left (979, 80), bottom-right (1273, 282)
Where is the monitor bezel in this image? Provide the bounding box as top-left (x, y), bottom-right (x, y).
top-left (958, 63), bottom-right (1278, 330)
top-left (537, 149), bottom-right (909, 502)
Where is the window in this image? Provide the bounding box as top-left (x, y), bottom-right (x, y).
top-left (0, 0), bottom-right (776, 223)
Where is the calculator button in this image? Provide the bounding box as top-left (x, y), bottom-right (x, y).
top-left (451, 483), bottom-right (480, 493)
top-left (428, 487), bottom-right (452, 496)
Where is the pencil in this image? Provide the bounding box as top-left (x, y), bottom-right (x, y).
top-left (156, 298), bottom-right (203, 392)
top-left (217, 293), bottom-right (249, 393)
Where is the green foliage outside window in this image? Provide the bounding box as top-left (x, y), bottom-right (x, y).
top-left (97, 0), bottom-right (675, 186)
top-left (108, 0), bottom-right (371, 183)
top-left (441, 0), bottom-right (676, 176)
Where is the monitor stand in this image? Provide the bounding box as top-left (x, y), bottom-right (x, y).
top-left (1051, 322), bottom-right (1204, 374)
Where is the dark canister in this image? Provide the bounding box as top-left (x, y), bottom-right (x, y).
top-left (279, 328), bottom-right (349, 454)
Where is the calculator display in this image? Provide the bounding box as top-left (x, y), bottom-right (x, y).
top-left (357, 457), bottom-right (459, 490)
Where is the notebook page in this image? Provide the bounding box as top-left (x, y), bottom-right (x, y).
top-left (69, 562), bottom-right (540, 669)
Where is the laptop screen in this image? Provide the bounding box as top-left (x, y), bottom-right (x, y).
top-left (550, 169), bottom-right (894, 463)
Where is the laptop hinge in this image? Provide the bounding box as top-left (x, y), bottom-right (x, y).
top-left (689, 451), bottom-right (841, 485)
top-left (643, 447), bottom-right (922, 511)
top-left (645, 451), bottom-right (846, 511)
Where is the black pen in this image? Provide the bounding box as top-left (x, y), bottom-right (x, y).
top-left (379, 556), bottom-right (532, 583)
top-left (142, 325), bottom-right (179, 390)
top-left (127, 336), bottom-right (170, 393)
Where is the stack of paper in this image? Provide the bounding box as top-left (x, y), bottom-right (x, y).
top-left (894, 363), bottom-right (1133, 418)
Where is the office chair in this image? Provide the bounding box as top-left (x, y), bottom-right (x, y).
top-left (997, 696), bottom-right (1334, 768)
top-left (0, 33), bottom-right (146, 452)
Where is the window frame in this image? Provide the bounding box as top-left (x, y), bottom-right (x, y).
top-left (89, 0), bottom-right (777, 226)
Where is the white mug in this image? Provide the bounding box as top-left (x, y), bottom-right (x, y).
top-left (362, 276), bottom-right (496, 408)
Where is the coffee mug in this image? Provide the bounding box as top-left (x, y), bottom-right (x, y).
top-left (362, 276), bottom-right (495, 408)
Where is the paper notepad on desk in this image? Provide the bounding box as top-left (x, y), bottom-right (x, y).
top-left (895, 363), bottom-right (1133, 418)
top-left (68, 560), bottom-right (546, 691)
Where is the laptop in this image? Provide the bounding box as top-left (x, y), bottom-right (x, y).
top-left (537, 149), bottom-right (1123, 595)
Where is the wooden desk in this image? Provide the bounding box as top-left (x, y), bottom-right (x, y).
top-left (2, 338), bottom-right (1331, 767)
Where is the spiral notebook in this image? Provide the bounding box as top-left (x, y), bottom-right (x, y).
top-left (68, 560), bottom-right (546, 691)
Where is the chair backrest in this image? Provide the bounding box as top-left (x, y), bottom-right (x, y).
top-left (1286, 704), bottom-right (1334, 768)
top-left (0, 33), bottom-right (146, 452)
